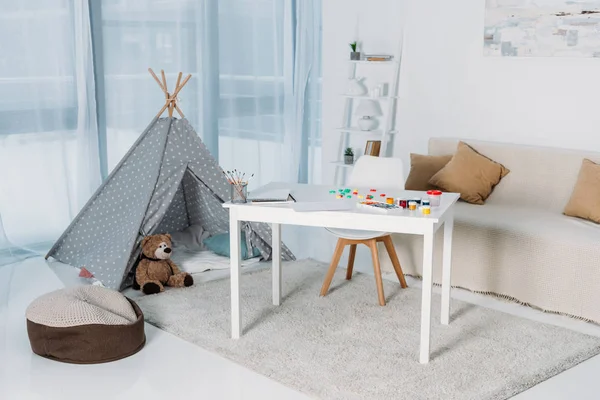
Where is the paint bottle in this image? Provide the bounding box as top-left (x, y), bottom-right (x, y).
top-left (408, 201), bottom-right (417, 211)
top-left (427, 190), bottom-right (442, 207)
top-left (421, 205), bottom-right (431, 215)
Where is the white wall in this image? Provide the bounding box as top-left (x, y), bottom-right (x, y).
top-left (322, 0), bottom-right (600, 184)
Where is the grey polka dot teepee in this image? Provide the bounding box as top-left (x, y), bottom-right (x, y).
top-left (45, 69), bottom-right (295, 290)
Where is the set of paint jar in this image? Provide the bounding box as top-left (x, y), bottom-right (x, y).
top-left (396, 197), bottom-right (423, 210)
top-left (395, 191), bottom-right (443, 215)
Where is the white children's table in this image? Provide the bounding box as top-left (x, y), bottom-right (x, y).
top-left (223, 182), bottom-right (459, 364)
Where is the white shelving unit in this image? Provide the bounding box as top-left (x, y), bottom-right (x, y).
top-left (331, 51), bottom-right (403, 185)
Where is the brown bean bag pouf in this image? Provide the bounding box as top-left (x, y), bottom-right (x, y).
top-left (26, 285), bottom-right (145, 364)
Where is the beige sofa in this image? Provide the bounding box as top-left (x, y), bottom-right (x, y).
top-left (381, 138), bottom-right (600, 323)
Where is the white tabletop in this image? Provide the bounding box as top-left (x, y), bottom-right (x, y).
top-left (224, 182), bottom-right (460, 225)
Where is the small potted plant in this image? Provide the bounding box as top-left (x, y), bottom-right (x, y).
top-left (350, 41), bottom-right (360, 60)
top-left (344, 147), bottom-right (354, 165)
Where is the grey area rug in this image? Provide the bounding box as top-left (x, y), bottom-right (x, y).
top-left (135, 259), bottom-right (600, 400)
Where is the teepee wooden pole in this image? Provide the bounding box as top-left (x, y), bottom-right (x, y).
top-left (175, 72), bottom-right (183, 92)
top-left (148, 68), bottom-right (166, 93)
top-left (172, 74), bottom-right (192, 97)
top-left (160, 70), bottom-right (168, 93)
top-left (161, 70), bottom-right (175, 118)
top-left (151, 69), bottom-right (192, 118)
top-left (172, 72), bottom-right (184, 118)
top-left (174, 104), bottom-right (185, 118)
top-left (155, 102), bottom-right (170, 119)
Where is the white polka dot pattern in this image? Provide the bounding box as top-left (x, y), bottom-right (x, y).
top-left (47, 118), bottom-right (295, 290)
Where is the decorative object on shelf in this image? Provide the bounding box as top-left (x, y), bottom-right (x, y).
top-left (349, 41), bottom-right (360, 60)
top-left (344, 147), bottom-right (354, 165)
top-left (364, 140), bottom-right (381, 156)
top-left (364, 54), bottom-right (393, 61)
top-left (346, 77), bottom-right (367, 96)
top-left (355, 99), bottom-right (382, 131)
top-left (223, 169), bottom-right (253, 203)
top-left (369, 84), bottom-right (381, 98)
top-left (378, 82), bottom-right (387, 97)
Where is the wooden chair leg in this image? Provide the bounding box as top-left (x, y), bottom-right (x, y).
top-left (320, 239), bottom-right (346, 296)
top-left (367, 239), bottom-right (386, 306)
top-left (346, 244), bottom-right (357, 280)
top-left (382, 235), bottom-right (408, 288)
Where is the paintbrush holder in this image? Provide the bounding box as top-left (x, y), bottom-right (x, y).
top-left (231, 183), bottom-right (248, 203)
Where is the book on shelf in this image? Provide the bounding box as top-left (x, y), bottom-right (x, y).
top-left (364, 54), bottom-right (393, 61)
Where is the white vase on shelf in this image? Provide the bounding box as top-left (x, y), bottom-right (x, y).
top-left (346, 77), bottom-right (367, 96)
top-left (355, 99), bottom-right (383, 131)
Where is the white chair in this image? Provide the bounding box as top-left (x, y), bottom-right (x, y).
top-left (320, 155), bottom-right (408, 306)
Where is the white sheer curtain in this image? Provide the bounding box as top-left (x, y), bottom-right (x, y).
top-left (100, 0), bottom-right (321, 189)
top-left (293, 0), bottom-right (322, 184)
top-left (0, 0), bottom-right (101, 265)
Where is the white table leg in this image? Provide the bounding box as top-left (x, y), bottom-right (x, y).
top-left (420, 227), bottom-right (434, 364)
top-left (229, 211), bottom-right (241, 339)
top-left (272, 223), bottom-right (281, 306)
top-left (441, 214), bottom-right (454, 325)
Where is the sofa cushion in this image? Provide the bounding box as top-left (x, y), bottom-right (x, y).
top-left (564, 159), bottom-right (600, 224)
top-left (429, 141), bottom-right (510, 205)
top-left (405, 153), bottom-right (452, 191)
top-left (453, 202), bottom-right (600, 245)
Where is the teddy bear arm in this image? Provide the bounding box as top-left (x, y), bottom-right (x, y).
top-left (135, 260), bottom-right (151, 286)
top-left (167, 259), bottom-right (182, 275)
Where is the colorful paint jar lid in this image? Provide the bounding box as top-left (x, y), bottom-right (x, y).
top-left (426, 190), bottom-right (442, 196)
top-left (329, 190), bottom-right (336, 194)
top-left (370, 189), bottom-right (377, 192)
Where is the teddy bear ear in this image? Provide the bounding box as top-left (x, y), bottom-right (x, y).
top-left (141, 236), bottom-right (151, 247)
top-left (164, 233), bottom-right (172, 241)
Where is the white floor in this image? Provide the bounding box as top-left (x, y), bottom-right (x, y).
top-left (2, 257), bottom-right (600, 400)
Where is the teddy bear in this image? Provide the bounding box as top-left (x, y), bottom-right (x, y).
top-left (133, 233), bottom-right (193, 295)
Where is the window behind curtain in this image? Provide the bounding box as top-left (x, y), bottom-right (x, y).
top-left (0, 0), bottom-right (77, 135)
top-left (218, 0), bottom-right (285, 142)
top-left (0, 0), bottom-right (97, 247)
top-left (100, 0), bottom-right (290, 187)
top-left (99, 0), bottom-right (203, 170)
top-left (216, 0), bottom-right (291, 186)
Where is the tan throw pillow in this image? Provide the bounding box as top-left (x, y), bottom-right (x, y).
top-left (563, 159), bottom-right (600, 224)
top-left (428, 141), bottom-right (510, 205)
top-left (405, 154), bottom-right (453, 191)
